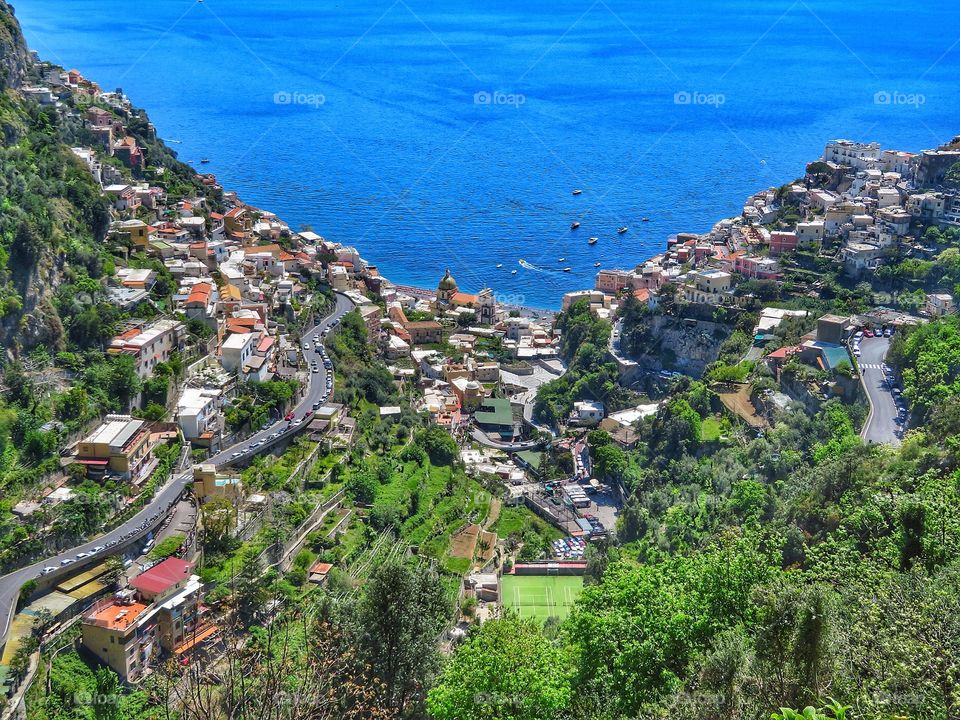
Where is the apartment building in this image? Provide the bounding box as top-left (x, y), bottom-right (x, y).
top-left (107, 319), bottom-right (186, 379)
top-left (76, 415), bottom-right (152, 482)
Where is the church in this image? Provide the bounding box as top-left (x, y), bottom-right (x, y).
top-left (435, 269), bottom-right (496, 325)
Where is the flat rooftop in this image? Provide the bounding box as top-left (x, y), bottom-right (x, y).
top-left (88, 600), bottom-right (149, 631)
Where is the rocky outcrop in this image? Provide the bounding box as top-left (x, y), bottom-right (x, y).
top-left (620, 315), bottom-right (731, 378)
top-left (0, 1), bottom-right (31, 90)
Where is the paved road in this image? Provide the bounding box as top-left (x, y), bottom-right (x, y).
top-left (208, 292), bottom-right (353, 465)
top-left (0, 292), bottom-right (354, 651)
top-left (858, 336), bottom-right (902, 446)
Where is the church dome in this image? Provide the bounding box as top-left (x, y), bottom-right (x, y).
top-left (438, 269), bottom-right (458, 290)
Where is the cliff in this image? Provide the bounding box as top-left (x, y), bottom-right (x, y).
top-left (0, 1), bottom-right (29, 90)
top-left (0, 1), bottom-right (111, 356)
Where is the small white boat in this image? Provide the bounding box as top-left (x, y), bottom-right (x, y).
top-left (572, 189), bottom-right (582, 196)
top-left (594, 262), bottom-right (601, 267)
top-left (642, 217), bottom-right (650, 222)
top-left (496, 263), bottom-right (503, 268)
top-left (617, 226), bottom-right (628, 234)
top-left (563, 267), bottom-right (572, 272)
top-left (558, 257), bottom-right (565, 262)
top-left (570, 221), bottom-right (580, 230)
top-left (588, 237), bottom-right (598, 245)
top-left (511, 269), bottom-right (517, 275)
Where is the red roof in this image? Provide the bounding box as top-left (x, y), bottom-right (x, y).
top-left (130, 557), bottom-right (193, 595)
top-left (186, 282), bottom-right (213, 306)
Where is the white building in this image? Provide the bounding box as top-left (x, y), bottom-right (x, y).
top-left (108, 319), bottom-right (186, 380)
top-left (176, 387), bottom-right (222, 440)
top-left (822, 139), bottom-right (882, 170)
top-left (571, 400), bottom-right (605, 426)
top-left (221, 333), bottom-right (255, 373)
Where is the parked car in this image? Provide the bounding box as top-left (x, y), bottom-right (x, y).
top-left (884, 328), bottom-right (893, 337)
top-left (284, 411), bottom-right (295, 421)
top-left (41, 567), bottom-right (56, 575)
top-left (60, 558), bottom-right (76, 566)
top-left (92, 546), bottom-right (105, 553)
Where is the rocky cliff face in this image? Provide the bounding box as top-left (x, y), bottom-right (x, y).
top-left (0, 2), bottom-right (30, 90)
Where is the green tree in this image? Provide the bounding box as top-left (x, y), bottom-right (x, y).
top-left (427, 616), bottom-right (572, 720)
top-left (354, 559), bottom-right (450, 715)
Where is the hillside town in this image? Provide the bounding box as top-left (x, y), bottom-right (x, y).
top-left (4, 35), bottom-right (960, 720)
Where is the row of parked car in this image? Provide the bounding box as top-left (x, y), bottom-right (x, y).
top-left (850, 326), bottom-right (895, 358)
top-left (228, 319), bottom-right (340, 462)
top-left (38, 505), bottom-right (171, 576)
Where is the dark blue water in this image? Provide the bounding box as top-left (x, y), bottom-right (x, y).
top-left (14, 0), bottom-right (960, 307)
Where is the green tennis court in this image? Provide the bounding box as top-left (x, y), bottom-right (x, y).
top-left (500, 574), bottom-right (584, 622)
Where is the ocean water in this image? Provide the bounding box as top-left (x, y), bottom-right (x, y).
top-left (13, 0), bottom-right (960, 308)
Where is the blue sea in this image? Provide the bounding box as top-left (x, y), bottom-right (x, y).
top-left (13, 0), bottom-right (960, 308)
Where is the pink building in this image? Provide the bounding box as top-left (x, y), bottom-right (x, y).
top-left (769, 231), bottom-right (799, 256)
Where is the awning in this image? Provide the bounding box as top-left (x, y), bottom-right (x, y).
top-left (174, 624), bottom-right (219, 655)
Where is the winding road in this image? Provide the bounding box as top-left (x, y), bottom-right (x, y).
top-left (0, 292), bottom-right (354, 653)
top-left (858, 336), bottom-right (902, 446)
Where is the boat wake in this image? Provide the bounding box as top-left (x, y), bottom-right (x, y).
top-left (518, 259), bottom-right (552, 273)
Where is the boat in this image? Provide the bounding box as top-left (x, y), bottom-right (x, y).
top-left (200, 158), bottom-right (210, 164)
top-left (642, 217), bottom-right (650, 222)
top-left (617, 226), bottom-right (628, 234)
top-left (563, 267), bottom-right (572, 272)
top-left (572, 189), bottom-right (582, 195)
top-left (558, 257), bottom-right (565, 262)
top-left (594, 262), bottom-right (601, 267)
top-left (511, 269), bottom-right (517, 275)
top-left (570, 221), bottom-right (580, 230)
top-left (588, 237), bottom-right (598, 245)
top-left (496, 263), bottom-right (503, 269)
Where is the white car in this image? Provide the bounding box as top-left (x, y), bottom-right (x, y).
top-left (76, 552), bottom-right (89, 559)
top-left (41, 567), bottom-right (56, 575)
top-left (60, 558), bottom-right (76, 566)
top-left (92, 546), bottom-right (105, 553)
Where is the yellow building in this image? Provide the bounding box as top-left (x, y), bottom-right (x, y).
top-left (119, 219), bottom-right (150, 249)
top-left (76, 416), bottom-right (152, 482)
top-left (192, 464), bottom-right (242, 502)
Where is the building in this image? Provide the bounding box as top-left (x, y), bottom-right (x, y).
top-left (571, 400), bottom-right (605, 426)
top-left (841, 242), bottom-right (885, 277)
top-left (359, 304), bottom-right (382, 343)
top-left (474, 398), bottom-right (514, 440)
top-left (83, 559), bottom-right (214, 682)
top-left (403, 320), bottom-right (443, 345)
top-left (822, 139), bottom-right (881, 170)
top-left (816, 314), bottom-right (849, 345)
top-left (926, 292), bottom-right (956, 317)
top-left (118, 219), bottom-right (150, 249)
top-left (221, 333), bottom-right (255, 373)
top-left (768, 231), bottom-right (798, 256)
top-left (108, 319), bottom-right (186, 379)
top-left (76, 416), bottom-right (152, 482)
top-left (176, 387), bottom-right (222, 442)
top-left (81, 592), bottom-right (156, 683)
top-left (734, 255), bottom-right (781, 280)
top-left (436, 269), bottom-right (459, 305)
top-left (450, 377), bottom-right (483, 412)
top-left (192, 464), bottom-right (242, 502)
top-left (682, 269), bottom-right (735, 305)
top-left (796, 221), bottom-right (825, 245)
